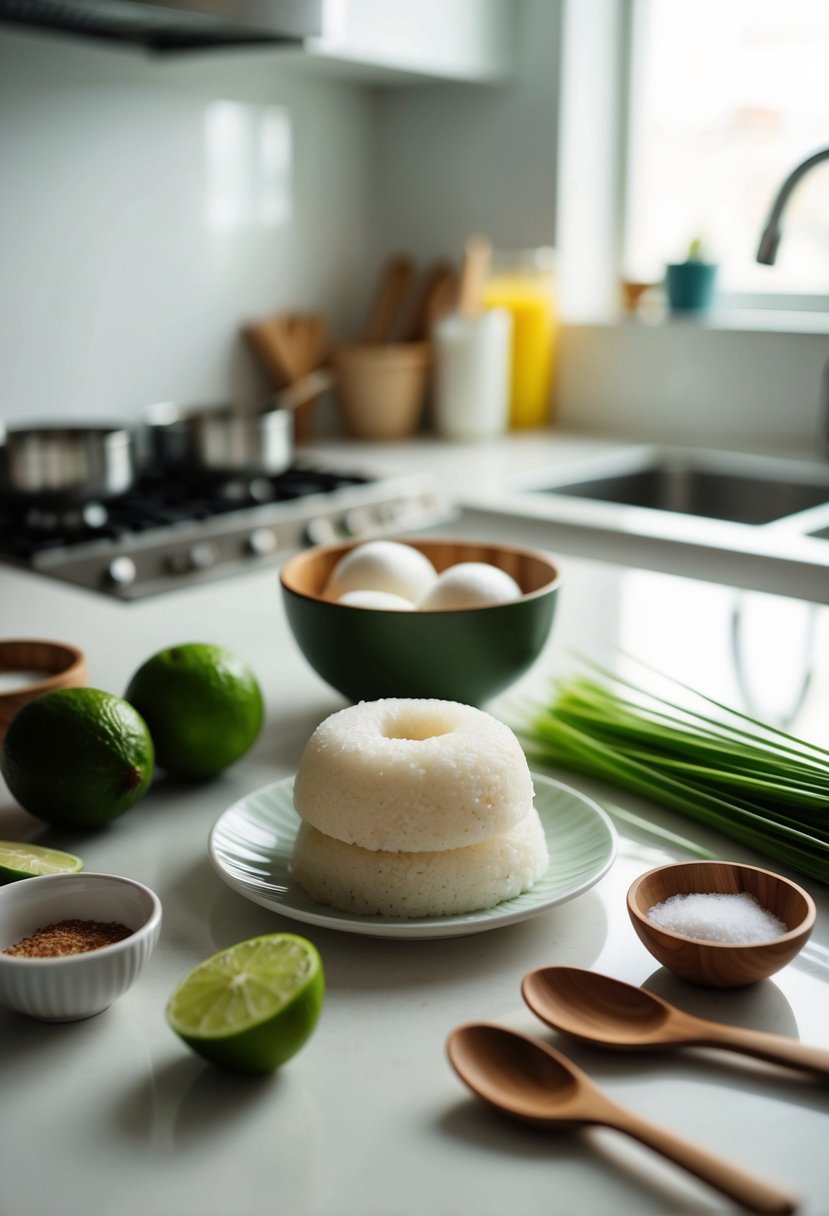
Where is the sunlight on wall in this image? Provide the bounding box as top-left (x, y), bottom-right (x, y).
top-left (204, 102), bottom-right (292, 234)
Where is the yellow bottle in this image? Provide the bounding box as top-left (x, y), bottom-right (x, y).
top-left (482, 248), bottom-right (557, 429)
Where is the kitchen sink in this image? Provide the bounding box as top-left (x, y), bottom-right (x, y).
top-left (535, 459), bottom-right (829, 525)
top-left (456, 444), bottom-right (829, 605)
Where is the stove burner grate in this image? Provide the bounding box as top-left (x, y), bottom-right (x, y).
top-left (0, 463), bottom-right (371, 559)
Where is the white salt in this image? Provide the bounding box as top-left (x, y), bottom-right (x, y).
top-left (647, 891), bottom-right (787, 944)
top-left (0, 670), bottom-right (47, 692)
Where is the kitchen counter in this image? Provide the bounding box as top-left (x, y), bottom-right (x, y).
top-left (1, 465), bottom-right (828, 1216)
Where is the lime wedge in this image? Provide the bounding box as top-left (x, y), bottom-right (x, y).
top-left (0, 840), bottom-right (84, 883)
top-left (166, 933), bottom-right (324, 1074)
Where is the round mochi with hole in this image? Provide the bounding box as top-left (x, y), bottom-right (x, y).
top-left (291, 809), bottom-right (548, 918)
top-left (324, 540), bottom-right (437, 605)
top-left (418, 562), bottom-right (522, 611)
top-left (292, 698), bottom-right (535, 853)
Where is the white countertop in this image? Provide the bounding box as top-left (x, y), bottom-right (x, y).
top-left (1, 435), bottom-right (829, 1216)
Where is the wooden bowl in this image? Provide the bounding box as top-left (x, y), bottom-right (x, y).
top-left (627, 860), bottom-right (816, 988)
top-left (280, 537), bottom-right (560, 706)
top-left (0, 640), bottom-right (87, 742)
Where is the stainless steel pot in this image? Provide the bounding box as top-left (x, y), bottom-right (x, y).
top-left (145, 402), bottom-right (294, 477)
top-left (0, 422), bottom-right (137, 500)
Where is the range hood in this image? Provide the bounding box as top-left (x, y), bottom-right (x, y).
top-left (0, 0), bottom-right (323, 52)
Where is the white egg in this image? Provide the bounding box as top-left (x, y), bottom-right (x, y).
top-left (336, 589), bottom-right (415, 611)
top-left (418, 562), bottom-right (523, 611)
top-left (325, 541), bottom-right (437, 603)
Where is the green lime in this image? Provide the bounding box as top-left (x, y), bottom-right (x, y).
top-left (0, 840), bottom-right (84, 883)
top-left (0, 688), bottom-right (154, 828)
top-left (167, 933), bottom-right (324, 1074)
top-left (125, 643), bottom-right (264, 780)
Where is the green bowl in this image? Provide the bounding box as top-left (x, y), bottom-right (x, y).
top-left (279, 538), bottom-right (560, 706)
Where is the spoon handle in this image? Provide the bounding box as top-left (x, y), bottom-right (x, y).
top-left (697, 1021), bottom-right (829, 1079)
top-left (607, 1105), bottom-right (797, 1215)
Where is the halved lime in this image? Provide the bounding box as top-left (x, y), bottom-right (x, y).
top-left (166, 933), bottom-right (324, 1074)
top-left (0, 840), bottom-right (84, 884)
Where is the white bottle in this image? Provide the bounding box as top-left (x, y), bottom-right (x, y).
top-left (432, 307), bottom-right (512, 440)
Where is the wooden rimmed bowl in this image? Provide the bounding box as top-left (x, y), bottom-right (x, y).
top-left (627, 860), bottom-right (816, 988)
top-left (279, 538), bottom-right (560, 706)
top-left (0, 640), bottom-right (87, 742)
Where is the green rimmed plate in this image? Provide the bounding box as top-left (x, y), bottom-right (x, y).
top-left (208, 772), bottom-right (617, 940)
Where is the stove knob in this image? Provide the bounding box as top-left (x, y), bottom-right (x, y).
top-left (164, 551), bottom-right (191, 575)
top-left (187, 542), bottom-right (219, 571)
top-left (343, 507), bottom-right (374, 536)
top-left (245, 527), bottom-right (278, 557)
top-left (104, 556), bottom-right (137, 588)
top-left (303, 517), bottom-right (339, 547)
top-left (164, 543), bottom-right (219, 576)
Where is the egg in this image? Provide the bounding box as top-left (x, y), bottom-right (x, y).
top-left (418, 562), bottom-right (523, 611)
top-left (324, 540), bottom-right (437, 603)
top-left (336, 590), bottom-right (415, 611)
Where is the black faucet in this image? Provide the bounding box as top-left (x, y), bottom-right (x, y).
top-left (756, 144), bottom-right (829, 451)
top-left (756, 144), bottom-right (829, 265)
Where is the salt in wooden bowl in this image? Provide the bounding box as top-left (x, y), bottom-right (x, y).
top-left (0, 640), bottom-right (87, 743)
top-left (627, 860), bottom-right (816, 987)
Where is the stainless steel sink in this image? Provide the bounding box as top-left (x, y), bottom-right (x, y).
top-left (456, 445), bottom-right (829, 604)
top-left (534, 455), bottom-right (829, 525)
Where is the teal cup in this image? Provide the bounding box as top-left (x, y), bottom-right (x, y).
top-left (666, 261), bottom-right (718, 313)
top-left (279, 538), bottom-right (560, 707)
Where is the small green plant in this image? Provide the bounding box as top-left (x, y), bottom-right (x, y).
top-left (686, 236), bottom-right (709, 262)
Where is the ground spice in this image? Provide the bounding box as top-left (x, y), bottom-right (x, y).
top-left (2, 918), bottom-right (133, 958)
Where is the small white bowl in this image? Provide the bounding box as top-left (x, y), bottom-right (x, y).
top-left (0, 872), bottom-right (162, 1021)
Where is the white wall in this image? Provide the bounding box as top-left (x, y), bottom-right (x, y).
top-left (371, 0), bottom-right (561, 261)
top-left (1, 9), bottom-right (824, 455)
top-left (556, 320), bottom-right (829, 451)
top-left (0, 27), bottom-right (375, 423)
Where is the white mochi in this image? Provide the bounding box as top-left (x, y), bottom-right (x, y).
top-left (418, 562), bottom-right (523, 610)
top-left (337, 589), bottom-right (415, 610)
top-left (324, 541), bottom-right (437, 603)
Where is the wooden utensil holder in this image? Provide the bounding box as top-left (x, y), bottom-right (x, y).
top-left (331, 342), bottom-right (431, 440)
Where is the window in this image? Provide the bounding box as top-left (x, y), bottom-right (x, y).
top-left (624, 0), bottom-right (829, 306)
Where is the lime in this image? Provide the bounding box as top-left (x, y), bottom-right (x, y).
top-left (167, 933), bottom-right (324, 1074)
top-left (0, 687), bottom-right (154, 828)
top-left (125, 643), bottom-right (264, 780)
top-left (0, 840), bottom-right (84, 883)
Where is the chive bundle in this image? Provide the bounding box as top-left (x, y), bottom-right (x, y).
top-left (514, 660), bottom-right (829, 885)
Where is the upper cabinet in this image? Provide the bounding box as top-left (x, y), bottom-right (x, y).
top-left (295, 0), bottom-right (518, 84)
top-left (0, 0), bottom-right (517, 85)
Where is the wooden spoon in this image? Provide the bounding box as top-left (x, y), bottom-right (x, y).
top-left (522, 966), bottom-right (829, 1079)
top-left (362, 254), bottom-right (418, 343)
top-left (456, 234), bottom-right (491, 317)
top-left (447, 1023), bottom-right (796, 1215)
top-left (396, 260), bottom-right (458, 342)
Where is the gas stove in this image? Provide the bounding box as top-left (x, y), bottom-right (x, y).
top-left (0, 461), bottom-right (448, 600)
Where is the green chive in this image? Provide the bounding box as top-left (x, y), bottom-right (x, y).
top-left (513, 660), bottom-right (829, 885)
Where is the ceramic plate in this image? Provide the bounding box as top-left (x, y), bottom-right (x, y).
top-left (208, 772), bottom-right (617, 940)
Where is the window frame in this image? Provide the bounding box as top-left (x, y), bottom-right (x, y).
top-left (561, 0), bottom-right (829, 318)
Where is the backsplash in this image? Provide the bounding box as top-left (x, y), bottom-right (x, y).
top-left (0, 28), bottom-right (375, 423)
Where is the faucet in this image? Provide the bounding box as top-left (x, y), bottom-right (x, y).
top-left (756, 144), bottom-right (829, 453)
top-left (756, 144), bottom-right (829, 264)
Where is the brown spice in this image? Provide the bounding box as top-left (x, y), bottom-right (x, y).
top-left (2, 918), bottom-right (133, 958)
